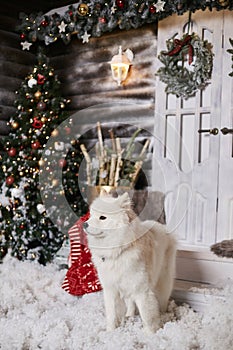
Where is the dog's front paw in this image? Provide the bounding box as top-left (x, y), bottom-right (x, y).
top-left (106, 324), bottom-right (116, 332)
top-left (106, 317), bottom-right (124, 331)
top-left (126, 300), bottom-right (136, 318)
top-left (144, 323), bottom-right (160, 335)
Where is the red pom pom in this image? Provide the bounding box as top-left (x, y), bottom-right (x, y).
top-left (20, 33), bottom-right (26, 40)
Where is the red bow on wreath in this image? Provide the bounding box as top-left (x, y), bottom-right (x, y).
top-left (165, 34), bottom-right (194, 65)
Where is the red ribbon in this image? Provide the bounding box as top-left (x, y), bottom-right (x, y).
top-left (32, 117), bottom-right (43, 129)
top-left (165, 35), bottom-right (194, 65)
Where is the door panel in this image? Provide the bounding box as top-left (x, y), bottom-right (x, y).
top-left (217, 11), bottom-right (233, 241)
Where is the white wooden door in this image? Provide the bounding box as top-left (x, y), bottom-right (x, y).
top-left (153, 10), bottom-right (233, 283)
top-left (217, 13), bottom-right (233, 242)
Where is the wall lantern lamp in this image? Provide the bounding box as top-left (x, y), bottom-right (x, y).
top-left (110, 46), bottom-right (134, 86)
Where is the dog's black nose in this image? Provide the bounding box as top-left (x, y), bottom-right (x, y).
top-left (83, 222), bottom-right (89, 230)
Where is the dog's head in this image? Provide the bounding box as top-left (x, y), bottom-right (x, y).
top-left (84, 192), bottom-right (136, 248)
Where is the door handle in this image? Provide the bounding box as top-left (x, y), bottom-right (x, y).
top-left (198, 128), bottom-right (219, 135)
top-left (221, 127), bottom-right (233, 135)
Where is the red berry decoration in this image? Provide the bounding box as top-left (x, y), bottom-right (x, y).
top-left (149, 5), bottom-right (156, 13)
top-left (116, 0), bottom-right (124, 9)
top-left (6, 176), bottom-right (15, 186)
top-left (37, 101), bottom-right (46, 111)
top-left (37, 74), bottom-right (45, 85)
top-left (31, 141), bottom-right (40, 150)
top-left (8, 148), bottom-right (17, 157)
top-left (20, 33), bottom-right (26, 40)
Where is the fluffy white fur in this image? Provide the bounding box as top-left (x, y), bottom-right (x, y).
top-left (84, 193), bottom-right (177, 334)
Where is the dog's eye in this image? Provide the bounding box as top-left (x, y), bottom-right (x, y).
top-left (99, 215), bottom-right (107, 220)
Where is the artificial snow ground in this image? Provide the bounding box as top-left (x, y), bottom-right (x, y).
top-left (0, 256), bottom-right (233, 350)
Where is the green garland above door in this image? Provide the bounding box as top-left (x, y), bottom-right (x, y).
top-left (17, 0), bottom-right (233, 50)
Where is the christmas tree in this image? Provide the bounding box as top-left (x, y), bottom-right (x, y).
top-left (0, 49), bottom-right (88, 265)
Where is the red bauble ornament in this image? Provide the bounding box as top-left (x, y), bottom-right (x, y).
top-left (58, 159), bottom-right (67, 168)
top-left (99, 17), bottom-right (106, 23)
top-left (6, 176), bottom-right (15, 186)
top-left (32, 117), bottom-right (43, 129)
top-left (69, 10), bottom-right (73, 16)
top-left (116, 0), bottom-right (124, 9)
top-left (20, 33), bottom-right (26, 40)
top-left (149, 5), bottom-right (156, 14)
top-left (31, 141), bottom-right (40, 150)
top-left (65, 127), bottom-right (71, 135)
top-left (41, 20), bottom-right (48, 27)
top-left (37, 74), bottom-right (45, 85)
top-left (37, 101), bottom-right (46, 111)
top-left (8, 148), bottom-right (17, 157)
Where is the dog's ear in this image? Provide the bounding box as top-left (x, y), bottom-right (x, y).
top-left (119, 192), bottom-right (137, 222)
top-left (119, 192), bottom-right (131, 209)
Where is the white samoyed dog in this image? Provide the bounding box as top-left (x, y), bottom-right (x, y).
top-left (84, 192), bottom-right (177, 334)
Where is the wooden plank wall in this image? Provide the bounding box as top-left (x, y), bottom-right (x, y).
top-left (50, 24), bottom-right (157, 186)
top-left (0, 3), bottom-right (158, 188)
top-left (0, 2), bottom-right (41, 138)
top-left (51, 24), bottom-right (157, 121)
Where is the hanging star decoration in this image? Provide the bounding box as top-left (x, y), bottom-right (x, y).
top-left (155, 0), bottom-right (166, 12)
top-left (81, 31), bottom-right (91, 44)
top-left (58, 21), bottom-right (67, 33)
top-left (111, 4), bottom-right (117, 14)
top-left (21, 41), bottom-right (32, 50)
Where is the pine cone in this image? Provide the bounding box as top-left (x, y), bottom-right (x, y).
top-left (211, 239), bottom-right (233, 258)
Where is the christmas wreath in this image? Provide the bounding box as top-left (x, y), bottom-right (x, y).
top-left (156, 32), bottom-right (214, 99)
